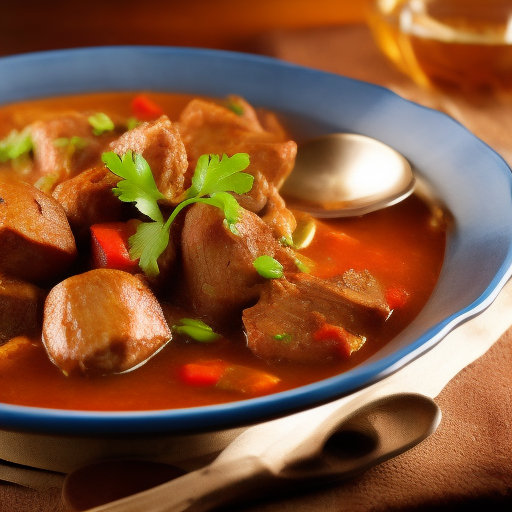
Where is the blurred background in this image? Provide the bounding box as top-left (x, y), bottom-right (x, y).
top-left (0, 0), bottom-right (370, 56)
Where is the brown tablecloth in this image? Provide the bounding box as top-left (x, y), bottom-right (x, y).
top-left (1, 24), bottom-right (512, 512)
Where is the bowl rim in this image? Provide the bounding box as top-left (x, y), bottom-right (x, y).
top-left (1, 45), bottom-right (512, 435)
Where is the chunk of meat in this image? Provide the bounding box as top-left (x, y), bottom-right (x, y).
top-left (52, 166), bottom-right (129, 246)
top-left (42, 269), bottom-right (171, 376)
top-left (0, 180), bottom-right (77, 285)
top-left (180, 203), bottom-right (296, 328)
top-left (0, 275), bottom-right (44, 345)
top-left (30, 112), bottom-right (118, 187)
top-left (243, 270), bottom-right (390, 363)
top-left (178, 97), bottom-right (297, 213)
top-left (110, 116), bottom-right (189, 202)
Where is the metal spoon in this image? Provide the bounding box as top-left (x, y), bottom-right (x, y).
top-left (280, 133), bottom-right (415, 217)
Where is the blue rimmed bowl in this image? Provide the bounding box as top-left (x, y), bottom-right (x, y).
top-left (1, 46), bottom-right (511, 435)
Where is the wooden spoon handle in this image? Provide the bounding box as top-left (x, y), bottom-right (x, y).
top-left (84, 456), bottom-right (271, 512)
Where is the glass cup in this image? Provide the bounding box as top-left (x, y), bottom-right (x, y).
top-left (367, 0), bottom-right (512, 93)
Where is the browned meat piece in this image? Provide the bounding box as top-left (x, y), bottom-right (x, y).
top-left (178, 97), bottom-right (297, 214)
top-left (0, 180), bottom-right (77, 285)
top-left (42, 269), bottom-right (171, 376)
top-left (30, 112), bottom-right (118, 187)
top-left (258, 185), bottom-right (297, 241)
top-left (110, 116), bottom-right (189, 202)
top-left (180, 203), bottom-right (296, 328)
top-left (52, 166), bottom-right (129, 246)
top-left (243, 270), bottom-right (390, 363)
top-left (0, 274), bottom-right (44, 345)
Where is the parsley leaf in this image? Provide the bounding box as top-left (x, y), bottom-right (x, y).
top-left (0, 128), bottom-right (33, 163)
top-left (102, 151), bottom-right (165, 222)
top-left (128, 220), bottom-right (169, 278)
top-left (173, 318), bottom-right (221, 343)
top-left (103, 151), bottom-right (253, 277)
top-left (186, 153), bottom-right (251, 198)
top-left (88, 113), bottom-right (115, 136)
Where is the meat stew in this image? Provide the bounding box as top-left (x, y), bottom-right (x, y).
top-left (0, 92), bottom-right (447, 411)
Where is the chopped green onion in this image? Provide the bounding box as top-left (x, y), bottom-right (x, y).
top-left (226, 99), bottom-right (244, 116)
top-left (89, 113), bottom-right (115, 136)
top-left (53, 136), bottom-right (89, 150)
top-left (0, 129), bottom-right (33, 163)
top-left (294, 254), bottom-right (314, 274)
top-left (173, 318), bottom-right (221, 343)
top-left (126, 117), bottom-right (141, 131)
top-left (273, 333), bottom-right (292, 343)
top-left (253, 255), bottom-right (284, 279)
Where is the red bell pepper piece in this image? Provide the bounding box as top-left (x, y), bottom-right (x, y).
top-left (178, 360), bottom-right (228, 387)
top-left (385, 286), bottom-right (410, 310)
top-left (90, 221), bottom-right (139, 272)
top-left (130, 94), bottom-right (164, 121)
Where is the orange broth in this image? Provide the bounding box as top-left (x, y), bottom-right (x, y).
top-left (0, 92), bottom-right (447, 411)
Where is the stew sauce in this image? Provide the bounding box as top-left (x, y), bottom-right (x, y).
top-left (0, 92), bottom-right (446, 411)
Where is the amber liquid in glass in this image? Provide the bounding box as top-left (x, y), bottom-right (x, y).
top-left (368, 0), bottom-right (512, 92)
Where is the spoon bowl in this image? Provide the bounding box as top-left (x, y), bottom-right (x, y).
top-left (281, 133), bottom-right (416, 217)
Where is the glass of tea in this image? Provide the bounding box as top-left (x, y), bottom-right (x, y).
top-left (367, 0), bottom-right (512, 92)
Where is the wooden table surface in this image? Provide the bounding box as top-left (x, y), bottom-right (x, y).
top-left (1, 4), bottom-right (511, 510)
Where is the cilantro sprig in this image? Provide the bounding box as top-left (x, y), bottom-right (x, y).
top-left (103, 151), bottom-right (253, 277)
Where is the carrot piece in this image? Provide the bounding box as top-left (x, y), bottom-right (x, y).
top-left (385, 286), bottom-right (410, 310)
top-left (217, 366), bottom-right (281, 396)
top-left (131, 94), bottom-right (164, 121)
top-left (90, 222), bottom-right (139, 272)
top-left (178, 360), bottom-right (280, 395)
top-left (313, 323), bottom-right (365, 358)
top-left (178, 360), bottom-right (228, 387)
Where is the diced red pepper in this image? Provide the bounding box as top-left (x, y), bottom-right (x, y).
top-left (90, 222), bottom-right (139, 272)
top-left (385, 286), bottom-right (410, 310)
top-left (178, 360), bottom-right (280, 395)
top-left (178, 360), bottom-right (228, 387)
top-left (130, 94), bottom-right (164, 121)
top-left (313, 323), bottom-right (365, 358)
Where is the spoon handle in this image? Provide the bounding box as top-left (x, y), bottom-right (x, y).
top-left (85, 456), bottom-right (273, 512)
top-left (84, 393), bottom-right (440, 512)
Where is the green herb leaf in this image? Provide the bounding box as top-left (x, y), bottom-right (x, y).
top-left (126, 117), bottom-right (141, 131)
top-left (0, 129), bottom-right (33, 163)
top-left (226, 98), bottom-right (244, 116)
top-left (253, 255), bottom-right (284, 279)
top-left (199, 192), bottom-right (243, 235)
top-left (186, 153), bottom-right (252, 198)
top-left (273, 333), bottom-right (292, 343)
top-left (53, 136), bottom-right (89, 150)
top-left (128, 221), bottom-right (169, 278)
top-left (173, 318), bottom-right (221, 343)
top-left (88, 113), bottom-right (115, 136)
top-left (105, 150), bottom-right (253, 277)
top-left (103, 151), bottom-right (165, 222)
